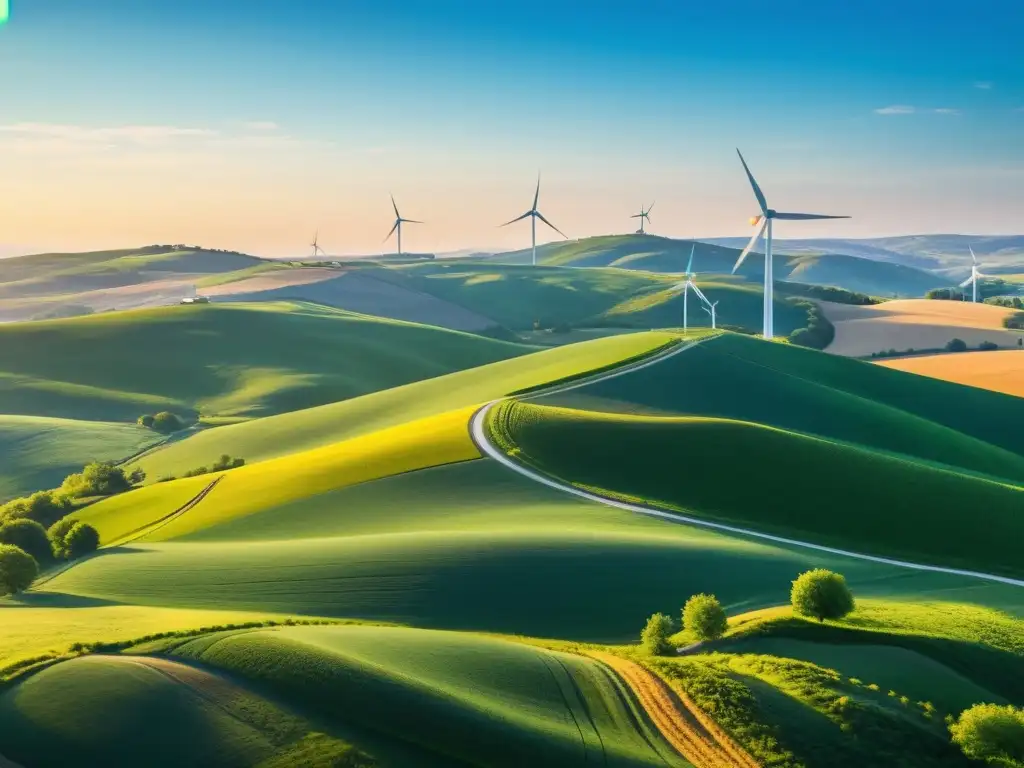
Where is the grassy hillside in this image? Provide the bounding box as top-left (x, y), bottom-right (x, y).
top-left (783, 252), bottom-right (944, 297)
top-left (0, 301), bottom-right (533, 423)
top-left (540, 332), bottom-right (1024, 484)
top-left (0, 415), bottom-right (156, 501)
top-left (129, 331), bottom-right (678, 480)
top-left (488, 401), bottom-right (1024, 577)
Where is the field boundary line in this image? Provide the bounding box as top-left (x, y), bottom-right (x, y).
top-left (108, 476), bottom-right (224, 546)
top-left (469, 337), bottom-right (1024, 589)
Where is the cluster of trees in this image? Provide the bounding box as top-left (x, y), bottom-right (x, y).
top-left (927, 280), bottom-right (1009, 302)
top-left (987, 296), bottom-right (1024, 309)
top-left (0, 517), bottom-right (99, 595)
top-left (788, 301), bottom-right (836, 350)
top-left (158, 454), bottom-right (245, 483)
top-left (137, 412), bottom-right (185, 434)
top-left (946, 338), bottom-right (1003, 353)
top-left (60, 462), bottom-right (144, 499)
top-left (778, 282), bottom-right (879, 306)
top-left (640, 569), bottom-right (855, 656)
top-left (1004, 312), bottom-right (1024, 331)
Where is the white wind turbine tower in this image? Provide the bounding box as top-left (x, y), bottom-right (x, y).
top-left (310, 230), bottom-right (325, 258)
top-left (630, 202), bottom-right (654, 234)
top-left (703, 300), bottom-right (719, 329)
top-left (384, 195), bottom-right (422, 256)
top-left (670, 244), bottom-right (711, 331)
top-left (732, 149), bottom-right (850, 339)
top-left (501, 175), bottom-right (568, 266)
top-left (959, 246), bottom-right (986, 303)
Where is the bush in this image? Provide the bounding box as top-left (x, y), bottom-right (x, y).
top-left (682, 593), bottom-right (728, 641)
top-left (0, 544), bottom-right (38, 595)
top-left (946, 338), bottom-right (968, 353)
top-left (47, 517), bottom-right (78, 547)
top-left (791, 569), bottom-right (855, 622)
top-left (788, 301), bottom-right (835, 350)
top-left (0, 519), bottom-right (53, 564)
top-left (61, 522), bottom-right (100, 559)
top-left (979, 341), bottom-right (999, 351)
top-left (61, 462), bottom-right (132, 498)
top-left (0, 491), bottom-right (74, 527)
top-left (640, 612), bottom-right (676, 656)
top-left (151, 412), bottom-right (185, 433)
top-left (127, 468), bottom-right (146, 485)
top-left (949, 703), bottom-right (1024, 765)
top-left (137, 414), bottom-right (155, 428)
top-left (926, 288), bottom-right (966, 301)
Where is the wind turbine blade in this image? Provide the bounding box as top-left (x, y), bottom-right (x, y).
top-left (647, 201), bottom-right (655, 215)
top-left (403, 218), bottom-right (424, 224)
top-left (771, 212), bottom-right (851, 220)
top-left (500, 211), bottom-right (533, 227)
top-left (690, 283), bottom-right (711, 305)
top-left (629, 214), bottom-right (643, 219)
top-left (970, 246), bottom-right (977, 265)
top-left (736, 149), bottom-right (769, 216)
top-left (958, 275), bottom-right (975, 288)
top-left (533, 174), bottom-right (541, 210)
top-left (702, 305), bottom-right (712, 316)
top-left (686, 244), bottom-right (695, 275)
top-left (391, 195), bottom-right (400, 218)
top-left (383, 220), bottom-right (399, 242)
top-left (535, 210), bottom-right (567, 239)
top-left (732, 220), bottom-right (768, 274)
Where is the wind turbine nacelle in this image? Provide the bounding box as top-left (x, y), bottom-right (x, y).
top-left (749, 215), bottom-right (763, 227)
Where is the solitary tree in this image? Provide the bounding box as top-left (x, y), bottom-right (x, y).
top-left (138, 414), bottom-right (155, 428)
top-left (946, 338), bottom-right (968, 353)
top-left (62, 522), bottom-right (100, 560)
top-left (640, 613), bottom-right (676, 656)
top-left (682, 593), bottom-right (728, 642)
top-left (0, 519), bottom-right (53, 564)
top-left (0, 544), bottom-right (38, 595)
top-left (791, 569), bottom-right (855, 622)
top-left (151, 412), bottom-right (184, 433)
top-left (949, 703), bottom-right (1024, 766)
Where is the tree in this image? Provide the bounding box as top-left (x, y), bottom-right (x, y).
top-left (0, 519), bottom-right (53, 564)
top-left (127, 468), bottom-right (146, 485)
top-left (151, 412), bottom-right (184, 433)
top-left (138, 414), bottom-right (155, 428)
top-left (979, 341), bottom-right (999, 351)
top-left (0, 544), bottom-right (38, 595)
top-left (950, 703), bottom-right (1024, 765)
top-left (47, 517), bottom-right (78, 554)
top-left (791, 569), bottom-right (855, 622)
top-left (0, 491), bottom-right (73, 527)
top-left (640, 612), bottom-right (676, 656)
top-left (61, 462), bottom-right (132, 498)
top-left (62, 522), bottom-right (100, 559)
top-left (682, 593), bottom-right (728, 641)
top-left (946, 338), bottom-right (968, 353)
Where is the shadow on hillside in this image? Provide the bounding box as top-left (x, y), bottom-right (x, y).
top-left (1, 592), bottom-right (124, 608)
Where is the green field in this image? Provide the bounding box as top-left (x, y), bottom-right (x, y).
top-left (0, 301), bottom-right (533, 423)
top-left (0, 415), bottom-right (156, 501)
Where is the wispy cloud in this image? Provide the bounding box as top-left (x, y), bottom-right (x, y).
top-left (932, 108), bottom-right (961, 115)
top-left (974, 81), bottom-right (994, 90)
top-left (242, 121), bottom-right (279, 131)
top-left (874, 105), bottom-right (916, 115)
top-left (0, 123), bottom-right (217, 143)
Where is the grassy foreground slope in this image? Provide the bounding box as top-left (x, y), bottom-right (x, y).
top-left (131, 331), bottom-right (678, 480)
top-left (541, 332), bottom-right (1024, 483)
top-left (0, 301), bottom-right (533, 423)
top-left (0, 415), bottom-right (155, 501)
top-left (488, 401), bottom-right (1024, 577)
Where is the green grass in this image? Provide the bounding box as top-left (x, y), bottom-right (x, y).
top-left (35, 460), bottom-right (1024, 642)
top-left (193, 262), bottom-right (292, 288)
top-left (131, 331), bottom-right (676, 480)
top-left (0, 415), bottom-right (156, 502)
top-left (488, 401), bottom-right (1024, 577)
top-left (541, 331), bottom-right (1024, 484)
top-left (0, 300), bottom-right (534, 423)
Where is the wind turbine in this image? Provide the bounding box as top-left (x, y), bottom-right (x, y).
top-left (703, 300), bottom-right (719, 329)
top-left (731, 149), bottom-right (850, 339)
top-left (959, 246), bottom-right (986, 303)
top-left (670, 244), bottom-right (711, 331)
top-left (310, 230), bottom-right (325, 258)
top-left (630, 202), bottom-right (654, 234)
top-left (501, 175), bottom-right (567, 266)
top-left (382, 195), bottom-right (421, 259)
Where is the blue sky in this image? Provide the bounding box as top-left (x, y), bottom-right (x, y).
top-left (1, 0), bottom-right (1022, 256)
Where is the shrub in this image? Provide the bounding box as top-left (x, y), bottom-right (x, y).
top-left (946, 338), bottom-right (968, 353)
top-left (0, 491), bottom-right (73, 527)
top-left (61, 462), bottom-right (132, 498)
top-left (788, 301), bottom-right (835, 350)
top-left (151, 412), bottom-right (184, 433)
top-left (137, 414), bottom-right (155, 428)
top-left (47, 517), bottom-right (78, 551)
top-left (979, 340), bottom-right (999, 351)
top-left (61, 522), bottom-right (100, 560)
top-left (0, 519), bottom-right (53, 564)
top-left (682, 593), bottom-right (728, 641)
top-left (0, 544), bottom-right (38, 595)
top-left (127, 468), bottom-right (146, 485)
top-left (640, 612), bottom-right (676, 656)
top-left (949, 703), bottom-right (1024, 765)
top-left (791, 569), bottom-right (855, 622)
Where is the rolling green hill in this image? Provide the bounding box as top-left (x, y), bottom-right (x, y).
top-left (0, 300), bottom-right (534, 423)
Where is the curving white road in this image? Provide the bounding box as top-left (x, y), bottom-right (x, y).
top-left (469, 336), bottom-right (1024, 589)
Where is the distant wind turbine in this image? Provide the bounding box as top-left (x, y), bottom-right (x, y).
top-left (703, 300), bottom-right (719, 329)
top-left (670, 244), bottom-right (711, 331)
top-left (310, 230), bottom-right (325, 258)
top-left (501, 175), bottom-right (567, 266)
top-left (731, 149), bottom-right (850, 339)
top-left (630, 202), bottom-right (654, 235)
top-left (959, 246), bottom-right (987, 303)
top-left (384, 195), bottom-right (422, 256)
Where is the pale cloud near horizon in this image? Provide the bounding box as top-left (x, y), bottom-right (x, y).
top-left (974, 81), bottom-right (994, 90)
top-left (873, 106), bottom-right (960, 115)
top-left (932, 108), bottom-right (961, 115)
top-left (0, 123), bottom-right (218, 142)
top-left (242, 121), bottom-right (279, 131)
